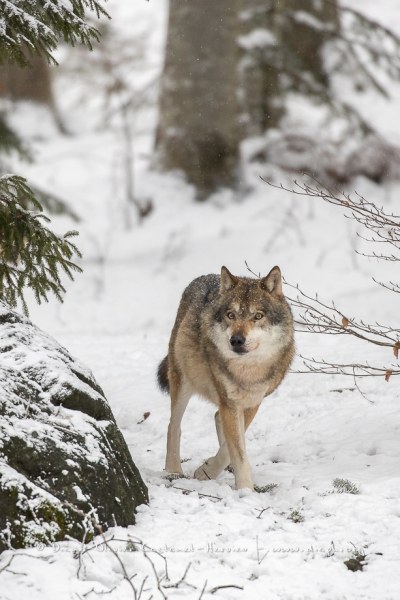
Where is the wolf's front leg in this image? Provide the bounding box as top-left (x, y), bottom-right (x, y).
top-left (194, 406), bottom-right (259, 486)
top-left (219, 404), bottom-right (253, 490)
top-left (165, 379), bottom-right (191, 475)
top-left (194, 411), bottom-right (230, 481)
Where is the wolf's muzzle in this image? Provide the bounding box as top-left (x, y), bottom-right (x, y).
top-left (230, 334), bottom-right (247, 353)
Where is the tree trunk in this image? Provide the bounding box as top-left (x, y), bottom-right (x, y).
top-left (156, 0), bottom-right (240, 200)
top-left (0, 53), bottom-right (54, 106)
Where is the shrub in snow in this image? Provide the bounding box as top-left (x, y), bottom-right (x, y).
top-left (332, 478), bottom-right (360, 495)
top-left (0, 303), bottom-right (148, 552)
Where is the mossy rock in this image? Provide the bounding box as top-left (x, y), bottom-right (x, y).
top-left (0, 303), bottom-right (148, 552)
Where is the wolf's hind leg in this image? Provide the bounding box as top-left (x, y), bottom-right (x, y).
top-left (194, 406), bottom-right (259, 483)
top-left (165, 377), bottom-right (191, 475)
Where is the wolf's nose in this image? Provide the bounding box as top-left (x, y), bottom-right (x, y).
top-left (230, 334), bottom-right (245, 348)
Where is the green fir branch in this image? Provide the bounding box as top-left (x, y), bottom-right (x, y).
top-left (0, 174), bottom-right (82, 314)
top-left (0, 0), bottom-right (110, 66)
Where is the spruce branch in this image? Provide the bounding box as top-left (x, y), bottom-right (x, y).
top-left (242, 3), bottom-right (400, 146)
top-left (339, 4), bottom-right (400, 73)
top-left (0, 113), bottom-right (31, 160)
top-left (0, 174), bottom-right (82, 314)
top-left (0, 0), bottom-right (110, 66)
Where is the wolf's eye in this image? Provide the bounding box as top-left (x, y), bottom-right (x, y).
top-left (254, 312), bottom-right (264, 320)
top-left (227, 312), bottom-right (235, 320)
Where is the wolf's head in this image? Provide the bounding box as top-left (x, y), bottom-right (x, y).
top-left (209, 266), bottom-right (293, 358)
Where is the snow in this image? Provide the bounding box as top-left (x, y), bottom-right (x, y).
top-left (291, 11), bottom-right (334, 32)
top-left (238, 29), bottom-right (276, 50)
top-left (1, 0), bottom-right (400, 598)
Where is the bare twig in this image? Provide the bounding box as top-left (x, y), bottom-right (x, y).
top-left (260, 179), bottom-right (400, 383)
top-left (141, 547), bottom-right (167, 600)
top-left (137, 576), bottom-right (149, 600)
top-left (284, 280), bottom-right (400, 347)
top-left (83, 585), bottom-right (118, 597)
top-left (198, 580), bottom-right (208, 600)
top-left (295, 356), bottom-right (400, 378)
top-left (264, 179), bottom-right (400, 255)
top-left (0, 554), bottom-right (16, 574)
top-left (210, 584), bottom-right (244, 594)
top-left (163, 562), bottom-right (196, 591)
top-left (171, 486), bottom-right (223, 502)
top-left (98, 533), bottom-right (138, 600)
top-left (141, 542), bottom-right (170, 584)
top-left (256, 507), bottom-right (271, 520)
top-left (244, 260), bottom-right (260, 278)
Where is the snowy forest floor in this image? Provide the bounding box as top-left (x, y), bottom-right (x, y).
top-left (2, 0), bottom-right (400, 598)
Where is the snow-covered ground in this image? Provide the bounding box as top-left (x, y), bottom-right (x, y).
top-left (1, 1), bottom-right (400, 598)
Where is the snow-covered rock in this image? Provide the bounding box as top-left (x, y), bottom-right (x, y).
top-left (0, 303), bottom-right (148, 552)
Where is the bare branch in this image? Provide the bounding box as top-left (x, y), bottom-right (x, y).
top-left (0, 554), bottom-right (16, 574)
top-left (198, 580), bottom-right (208, 600)
top-left (171, 485), bottom-right (223, 502)
top-left (263, 180), bottom-right (400, 248)
top-left (294, 356), bottom-right (400, 378)
top-left (245, 260), bottom-right (261, 279)
top-left (373, 278), bottom-right (400, 294)
top-left (263, 179), bottom-right (400, 384)
top-left (210, 584), bottom-right (244, 594)
top-left (284, 280), bottom-right (400, 348)
top-left (163, 563), bottom-right (196, 591)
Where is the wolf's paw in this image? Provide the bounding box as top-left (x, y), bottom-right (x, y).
top-left (163, 470), bottom-right (185, 482)
top-left (194, 459), bottom-right (220, 481)
top-left (234, 472), bottom-right (254, 492)
top-left (194, 464), bottom-right (213, 481)
top-left (237, 486), bottom-right (254, 497)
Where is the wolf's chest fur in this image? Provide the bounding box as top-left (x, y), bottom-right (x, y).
top-left (174, 332), bottom-right (279, 408)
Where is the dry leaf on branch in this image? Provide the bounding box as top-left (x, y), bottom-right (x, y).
top-left (137, 411), bottom-right (151, 424)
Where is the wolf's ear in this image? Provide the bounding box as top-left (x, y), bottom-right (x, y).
top-left (220, 266), bottom-right (238, 292)
top-left (260, 266), bottom-right (282, 296)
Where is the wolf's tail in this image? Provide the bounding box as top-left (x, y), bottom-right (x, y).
top-left (157, 355), bottom-right (169, 393)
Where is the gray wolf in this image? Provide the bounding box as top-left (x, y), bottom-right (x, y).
top-left (157, 266), bottom-right (294, 491)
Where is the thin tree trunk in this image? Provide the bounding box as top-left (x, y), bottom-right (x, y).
top-left (239, 0), bottom-right (283, 135)
top-left (239, 0), bottom-right (340, 136)
top-left (277, 0), bottom-right (340, 90)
